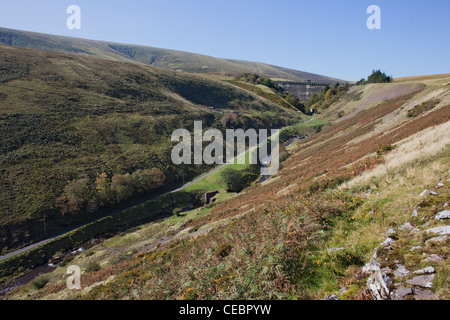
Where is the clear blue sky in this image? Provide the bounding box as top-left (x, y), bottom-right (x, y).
top-left (1, 0), bottom-right (449, 81)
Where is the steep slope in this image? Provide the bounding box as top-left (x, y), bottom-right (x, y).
top-left (6, 74), bottom-right (449, 300)
top-left (0, 27), bottom-right (344, 83)
top-left (0, 44), bottom-right (302, 254)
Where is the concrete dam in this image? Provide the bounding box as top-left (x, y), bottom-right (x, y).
top-left (275, 81), bottom-right (331, 101)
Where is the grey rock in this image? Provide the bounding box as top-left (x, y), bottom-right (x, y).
top-left (429, 191), bottom-right (439, 195)
top-left (340, 287), bottom-right (349, 295)
top-left (394, 264), bottom-right (410, 278)
top-left (413, 288), bottom-right (435, 300)
top-left (406, 274), bottom-right (435, 288)
top-left (322, 294), bottom-right (340, 300)
top-left (385, 228), bottom-right (396, 237)
top-left (411, 228), bottom-right (420, 233)
top-left (425, 225), bottom-right (450, 235)
top-left (424, 254), bottom-right (444, 262)
top-left (411, 209), bottom-right (419, 217)
top-left (380, 237), bottom-right (395, 246)
top-left (435, 210), bottom-right (450, 221)
top-left (410, 246), bottom-right (422, 252)
top-left (400, 221), bottom-right (415, 231)
top-left (367, 271), bottom-right (392, 300)
top-left (413, 266), bottom-right (435, 275)
top-left (425, 236), bottom-right (449, 245)
top-left (327, 246), bottom-right (346, 253)
top-left (436, 182), bottom-right (444, 188)
top-left (381, 266), bottom-right (392, 273)
top-left (391, 287), bottom-right (413, 300)
top-left (419, 190), bottom-right (429, 197)
top-left (362, 257), bottom-right (380, 275)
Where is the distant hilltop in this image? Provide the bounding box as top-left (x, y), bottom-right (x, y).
top-left (0, 27), bottom-right (346, 83)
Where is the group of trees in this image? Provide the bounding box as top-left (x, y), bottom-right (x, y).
top-left (55, 168), bottom-right (166, 215)
top-left (304, 82), bottom-right (349, 112)
top-left (235, 73), bottom-right (284, 93)
top-left (356, 70), bottom-right (392, 85)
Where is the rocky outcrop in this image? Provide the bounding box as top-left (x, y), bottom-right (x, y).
top-left (361, 170), bottom-right (449, 300)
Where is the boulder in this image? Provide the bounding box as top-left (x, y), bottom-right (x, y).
top-left (435, 210), bottom-right (450, 221)
top-left (380, 237), bottom-right (395, 247)
top-left (413, 266), bottom-right (435, 275)
top-left (413, 288), bottom-right (435, 300)
top-left (425, 225), bottom-right (450, 235)
top-left (406, 274), bottom-right (435, 288)
top-left (424, 254), bottom-right (444, 262)
top-left (393, 264), bottom-right (410, 278)
top-left (361, 248), bottom-right (380, 275)
top-left (400, 221), bottom-right (414, 231)
top-left (367, 270), bottom-right (392, 300)
top-left (385, 228), bottom-right (397, 237)
top-left (425, 236), bottom-right (448, 245)
top-left (362, 258), bottom-right (380, 275)
top-left (391, 287), bottom-right (413, 300)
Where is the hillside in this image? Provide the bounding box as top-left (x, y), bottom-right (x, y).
top-left (0, 27), bottom-right (344, 83)
top-left (3, 73), bottom-right (449, 300)
top-left (0, 44), bottom-right (303, 255)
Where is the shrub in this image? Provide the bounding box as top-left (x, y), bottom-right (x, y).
top-left (407, 99), bottom-right (440, 118)
top-left (214, 242), bottom-right (232, 259)
top-left (85, 262), bottom-right (101, 273)
top-left (308, 175), bottom-right (350, 194)
top-left (173, 207), bottom-right (184, 216)
top-left (376, 144), bottom-right (396, 157)
top-left (31, 277), bottom-right (49, 290)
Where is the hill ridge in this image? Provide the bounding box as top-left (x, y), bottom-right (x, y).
top-left (0, 27), bottom-right (345, 83)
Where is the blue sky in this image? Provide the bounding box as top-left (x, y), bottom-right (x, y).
top-left (0, 0), bottom-right (449, 81)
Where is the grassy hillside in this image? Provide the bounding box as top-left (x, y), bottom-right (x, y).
top-left (0, 27), bottom-right (344, 83)
top-left (0, 44), bottom-right (303, 254)
top-left (5, 73), bottom-right (449, 300)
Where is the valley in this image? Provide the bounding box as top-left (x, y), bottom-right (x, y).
top-left (0, 26), bottom-right (448, 301)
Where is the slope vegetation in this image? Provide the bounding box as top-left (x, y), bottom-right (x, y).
top-left (0, 27), bottom-right (343, 83)
top-left (0, 44), bottom-right (302, 254)
top-left (5, 74), bottom-right (449, 300)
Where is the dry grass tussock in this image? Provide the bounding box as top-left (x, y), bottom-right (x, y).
top-left (342, 120), bottom-right (450, 189)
